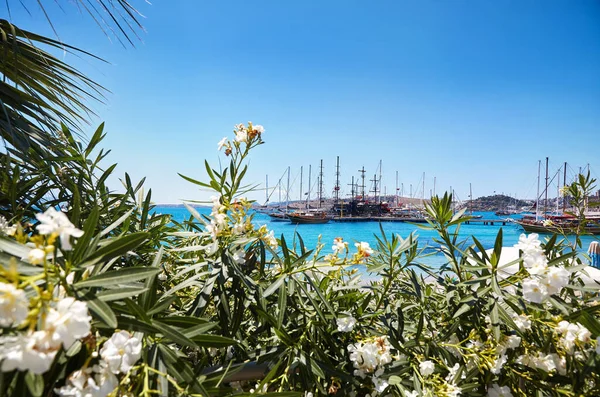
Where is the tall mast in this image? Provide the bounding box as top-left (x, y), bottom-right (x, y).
top-left (563, 161), bottom-right (567, 212)
top-left (299, 166), bottom-right (303, 202)
top-left (370, 174), bottom-right (379, 203)
top-left (334, 156), bottom-right (340, 205)
top-left (536, 160), bottom-right (541, 221)
top-left (422, 172), bottom-right (425, 202)
top-left (286, 166), bottom-right (290, 213)
top-left (469, 183), bottom-right (473, 215)
top-left (318, 159), bottom-right (324, 209)
top-left (544, 157), bottom-right (549, 218)
top-left (348, 176), bottom-right (355, 201)
top-left (395, 171), bottom-right (399, 207)
top-left (557, 166), bottom-right (560, 214)
top-left (359, 167), bottom-right (366, 202)
top-left (307, 165), bottom-right (312, 209)
top-left (379, 160), bottom-right (383, 204)
top-left (266, 175), bottom-right (269, 205)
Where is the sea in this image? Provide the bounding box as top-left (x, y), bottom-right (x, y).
top-left (154, 206), bottom-right (599, 270)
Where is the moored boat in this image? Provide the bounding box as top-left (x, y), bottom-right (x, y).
top-left (515, 214), bottom-right (600, 235)
top-left (287, 211), bottom-right (330, 224)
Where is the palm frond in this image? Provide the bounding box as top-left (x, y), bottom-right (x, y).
top-left (0, 19), bottom-right (107, 151)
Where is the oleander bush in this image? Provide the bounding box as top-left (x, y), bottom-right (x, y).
top-left (1, 122), bottom-right (600, 397)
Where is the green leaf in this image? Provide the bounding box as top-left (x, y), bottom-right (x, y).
top-left (78, 232), bottom-right (149, 268)
top-left (86, 297), bottom-right (117, 328)
top-left (25, 372), bottom-right (44, 397)
top-left (263, 275), bottom-right (285, 297)
top-left (192, 334), bottom-right (237, 348)
top-left (97, 287), bottom-right (147, 302)
top-left (152, 320), bottom-right (198, 347)
top-left (75, 267), bottom-right (159, 288)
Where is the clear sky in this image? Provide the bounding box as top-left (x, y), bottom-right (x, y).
top-left (6, 1), bottom-right (600, 204)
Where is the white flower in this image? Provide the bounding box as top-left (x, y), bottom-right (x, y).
top-left (0, 332), bottom-right (59, 374)
top-left (445, 363), bottom-right (460, 381)
top-left (232, 249), bottom-right (246, 265)
top-left (265, 230), bottom-right (278, 250)
top-left (26, 248), bottom-right (47, 265)
top-left (336, 316), bottom-right (357, 332)
top-left (487, 384), bottom-right (513, 397)
top-left (556, 321), bottom-right (591, 354)
top-left (355, 241), bottom-right (373, 257)
top-left (419, 360), bottom-right (435, 377)
top-left (100, 331), bottom-right (142, 374)
top-left (253, 125), bottom-right (265, 134)
top-left (235, 128), bottom-right (248, 143)
top-left (0, 216), bottom-right (16, 236)
top-left (217, 137), bottom-right (228, 150)
top-left (512, 314), bottom-right (531, 331)
top-left (45, 297), bottom-right (92, 349)
top-left (35, 208), bottom-right (84, 251)
top-left (490, 354), bottom-right (507, 374)
top-left (523, 253), bottom-right (548, 275)
top-left (406, 391), bottom-right (419, 397)
top-left (0, 283), bottom-right (29, 328)
top-left (522, 277), bottom-right (548, 303)
top-left (55, 364), bottom-right (118, 397)
top-left (332, 237), bottom-right (348, 254)
top-left (347, 337), bottom-right (391, 378)
top-left (372, 375), bottom-right (389, 393)
top-left (158, 273), bottom-right (167, 281)
top-left (514, 233), bottom-right (543, 256)
top-left (543, 266), bottom-right (570, 295)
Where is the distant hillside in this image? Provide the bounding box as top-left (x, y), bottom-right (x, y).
top-left (460, 194), bottom-right (532, 212)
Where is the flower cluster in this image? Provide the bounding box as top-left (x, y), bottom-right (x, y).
top-left (0, 296), bottom-right (91, 374)
top-left (555, 320), bottom-right (591, 354)
top-left (332, 237), bottom-right (348, 254)
top-left (352, 241), bottom-right (374, 262)
top-left (348, 336), bottom-right (392, 395)
top-left (336, 315), bottom-right (356, 332)
top-left (514, 233), bottom-right (570, 303)
top-left (56, 331), bottom-right (142, 397)
top-left (0, 216), bottom-right (16, 236)
top-left (217, 122), bottom-right (264, 156)
top-left (36, 207), bottom-right (84, 251)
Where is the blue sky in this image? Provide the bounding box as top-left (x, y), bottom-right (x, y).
top-left (6, 1), bottom-right (600, 204)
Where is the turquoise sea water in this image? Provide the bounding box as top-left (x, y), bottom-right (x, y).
top-left (155, 206), bottom-right (599, 269)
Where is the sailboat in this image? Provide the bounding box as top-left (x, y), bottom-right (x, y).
top-left (514, 160), bottom-right (600, 234)
top-left (268, 167), bottom-right (291, 222)
top-left (287, 160), bottom-right (330, 224)
top-left (468, 183), bottom-right (483, 219)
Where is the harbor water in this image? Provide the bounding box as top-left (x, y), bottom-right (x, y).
top-left (155, 206), bottom-right (599, 269)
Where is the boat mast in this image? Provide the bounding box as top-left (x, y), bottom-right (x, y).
top-left (469, 183), bottom-right (473, 215)
top-left (349, 176), bottom-right (355, 201)
top-left (395, 171), bottom-right (399, 208)
top-left (359, 167), bottom-right (366, 202)
top-left (557, 165), bottom-right (560, 214)
top-left (266, 175), bottom-right (269, 205)
top-left (422, 172), bottom-right (425, 202)
top-left (536, 160), bottom-right (541, 221)
top-left (544, 157), bottom-right (549, 218)
top-left (318, 159), bottom-right (324, 209)
top-left (379, 160), bottom-right (383, 204)
top-left (334, 156), bottom-right (340, 205)
top-left (299, 166), bottom-right (303, 202)
top-left (307, 165), bottom-right (312, 209)
top-left (563, 161), bottom-right (567, 212)
top-left (286, 166), bottom-right (290, 213)
top-left (370, 173), bottom-right (378, 204)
